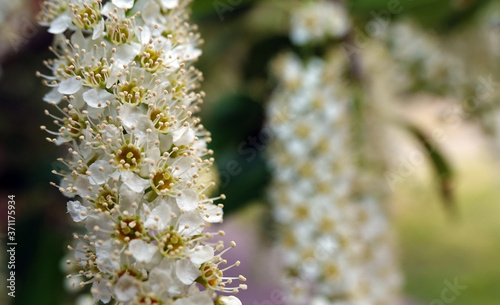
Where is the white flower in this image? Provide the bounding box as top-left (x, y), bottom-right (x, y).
top-left (290, 1), bottom-right (351, 45)
top-left (267, 4), bottom-right (402, 302)
top-left (67, 200), bottom-right (88, 222)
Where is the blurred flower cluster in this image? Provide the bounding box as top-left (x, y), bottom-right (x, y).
top-left (266, 2), bottom-right (401, 304)
top-left (387, 20), bottom-right (468, 97)
top-left (289, 1), bottom-right (350, 45)
top-left (0, 0), bottom-right (35, 75)
top-left (267, 51), bottom-right (402, 304)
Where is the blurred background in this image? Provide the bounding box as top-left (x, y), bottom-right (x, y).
top-left (1, 0), bottom-right (500, 304)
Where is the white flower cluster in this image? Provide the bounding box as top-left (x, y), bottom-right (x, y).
top-left (0, 0), bottom-right (33, 75)
top-left (290, 1), bottom-right (350, 46)
top-left (388, 21), bottom-right (467, 97)
top-left (266, 50), bottom-right (401, 305)
top-left (38, 0), bottom-right (245, 304)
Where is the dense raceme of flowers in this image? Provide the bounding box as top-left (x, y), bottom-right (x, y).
top-left (387, 21), bottom-right (468, 97)
top-left (267, 50), bottom-right (401, 305)
top-left (266, 2), bottom-right (401, 304)
top-left (38, 0), bottom-right (246, 304)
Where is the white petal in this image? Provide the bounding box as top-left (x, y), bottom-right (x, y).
top-left (121, 171), bottom-right (150, 192)
top-left (75, 294), bottom-right (94, 305)
top-left (175, 259), bottom-right (200, 285)
top-left (91, 280), bottom-right (113, 304)
top-left (71, 30), bottom-right (87, 49)
top-left (95, 240), bottom-right (120, 272)
top-left (176, 189), bottom-right (198, 211)
top-left (102, 124), bottom-right (120, 140)
top-left (172, 157), bottom-right (197, 179)
top-left (159, 133), bottom-right (173, 152)
top-left (106, 66), bottom-right (121, 88)
top-left (160, 0), bottom-right (179, 9)
top-left (189, 245), bottom-right (214, 266)
top-left (83, 88), bottom-right (115, 108)
top-left (69, 91), bottom-right (86, 108)
top-left (178, 210), bottom-right (204, 237)
top-left (86, 214), bottom-right (113, 240)
top-left (150, 259), bottom-right (184, 296)
top-left (119, 103), bottom-right (143, 129)
top-left (67, 200), bottom-right (87, 222)
top-left (43, 88), bottom-right (63, 104)
top-left (74, 242), bottom-right (90, 265)
top-left (101, 3), bottom-right (117, 17)
top-left (134, 116), bottom-right (156, 145)
top-left (171, 126), bottom-right (195, 146)
top-left (136, 25), bottom-right (151, 44)
top-left (48, 13), bottom-right (72, 34)
top-left (204, 204), bottom-right (223, 223)
top-left (114, 43), bottom-right (139, 65)
top-left (112, 0), bottom-right (134, 9)
top-left (129, 239), bottom-right (158, 263)
top-left (87, 160), bottom-right (114, 185)
top-left (187, 45), bottom-right (202, 60)
top-left (145, 203), bottom-right (171, 231)
top-left (146, 146), bottom-right (161, 164)
top-left (173, 289), bottom-right (212, 305)
top-left (58, 77), bottom-right (82, 95)
top-left (115, 275), bottom-right (139, 302)
top-left (219, 296), bottom-right (243, 305)
top-left (118, 183), bottom-right (141, 212)
top-left (85, 104), bottom-right (105, 119)
top-left (92, 19), bottom-right (105, 40)
top-left (74, 176), bottom-right (93, 198)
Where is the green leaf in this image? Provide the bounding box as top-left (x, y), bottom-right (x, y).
top-left (405, 123), bottom-right (456, 214)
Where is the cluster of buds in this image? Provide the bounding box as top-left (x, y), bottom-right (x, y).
top-left (266, 1), bottom-right (401, 304)
top-left (38, 0), bottom-right (245, 304)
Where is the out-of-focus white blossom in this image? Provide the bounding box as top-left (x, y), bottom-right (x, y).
top-left (267, 50), bottom-right (401, 304)
top-left (38, 0), bottom-right (245, 303)
top-left (0, 0), bottom-right (34, 75)
top-left (290, 1), bottom-right (350, 46)
top-left (388, 20), bottom-right (468, 97)
top-left (267, 2), bottom-right (401, 303)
